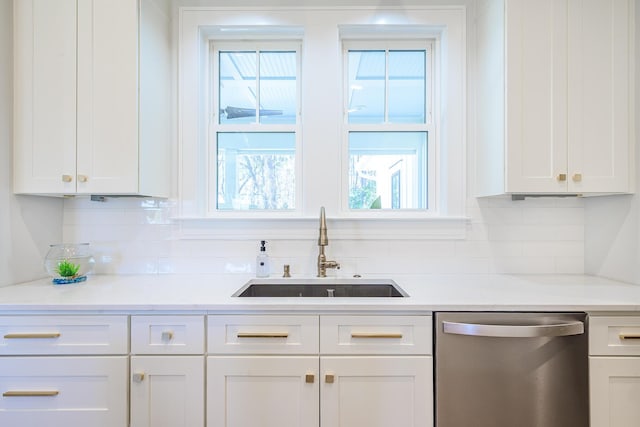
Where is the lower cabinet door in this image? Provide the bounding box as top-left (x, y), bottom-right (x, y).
top-left (207, 356), bottom-right (319, 427)
top-left (0, 356), bottom-right (127, 427)
top-left (130, 356), bottom-right (205, 427)
top-left (321, 356), bottom-right (433, 427)
top-left (590, 357), bottom-right (640, 427)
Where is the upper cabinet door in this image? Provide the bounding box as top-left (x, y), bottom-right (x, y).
top-left (505, 0), bottom-right (569, 194)
top-left (13, 0), bottom-right (77, 194)
top-left (476, 0), bottom-right (634, 197)
top-left (567, 0), bottom-right (633, 193)
top-left (76, 0), bottom-right (139, 194)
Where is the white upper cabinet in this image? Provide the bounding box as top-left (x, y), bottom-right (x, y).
top-left (475, 0), bottom-right (634, 196)
top-left (13, 0), bottom-right (171, 197)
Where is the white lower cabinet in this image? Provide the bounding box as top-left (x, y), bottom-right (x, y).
top-left (1, 313), bottom-right (433, 426)
top-left (321, 356), bottom-right (432, 427)
top-left (589, 316), bottom-right (640, 427)
top-left (206, 315), bottom-right (433, 427)
top-left (0, 356), bottom-right (127, 426)
top-left (131, 356), bottom-right (205, 427)
top-left (130, 315), bottom-right (206, 427)
top-left (0, 315), bottom-right (129, 426)
top-left (207, 355), bottom-right (432, 427)
top-left (590, 357), bottom-right (640, 427)
top-left (207, 356), bottom-right (319, 427)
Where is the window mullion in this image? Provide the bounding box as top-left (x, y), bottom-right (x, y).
top-left (384, 49), bottom-right (389, 124)
top-left (255, 50), bottom-right (260, 124)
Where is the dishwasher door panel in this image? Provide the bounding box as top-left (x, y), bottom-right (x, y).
top-left (435, 312), bottom-right (588, 427)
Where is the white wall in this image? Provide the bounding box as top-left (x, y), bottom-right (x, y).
top-left (6, 0), bottom-right (637, 284)
top-left (62, 195), bottom-right (584, 277)
top-left (584, 2), bottom-right (640, 284)
top-left (0, 0), bottom-right (584, 285)
top-left (0, 0), bottom-right (64, 287)
top-left (59, 0), bottom-right (586, 279)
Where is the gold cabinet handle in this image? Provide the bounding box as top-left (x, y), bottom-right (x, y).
top-left (351, 332), bottom-right (403, 339)
top-left (572, 173), bottom-right (582, 182)
top-left (325, 374), bottom-right (335, 384)
top-left (61, 175), bottom-right (73, 183)
top-left (77, 174), bottom-right (88, 183)
top-left (161, 331), bottom-right (174, 341)
top-left (4, 333), bottom-right (61, 339)
top-left (3, 390), bottom-right (59, 397)
top-left (132, 373), bottom-right (145, 383)
top-left (620, 334), bottom-right (640, 340)
top-left (557, 174), bottom-right (567, 182)
top-left (237, 332), bottom-right (289, 338)
top-left (305, 374), bottom-right (315, 384)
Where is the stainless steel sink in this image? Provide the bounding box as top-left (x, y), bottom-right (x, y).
top-left (233, 278), bottom-right (407, 298)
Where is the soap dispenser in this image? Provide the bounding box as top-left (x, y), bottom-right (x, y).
top-left (256, 240), bottom-right (271, 278)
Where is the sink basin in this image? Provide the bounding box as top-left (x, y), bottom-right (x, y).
top-left (234, 278), bottom-right (407, 298)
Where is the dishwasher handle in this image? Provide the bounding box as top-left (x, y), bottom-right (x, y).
top-left (442, 320), bottom-right (584, 338)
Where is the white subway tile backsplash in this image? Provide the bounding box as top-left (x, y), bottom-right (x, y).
top-left (489, 225), bottom-right (584, 242)
top-left (554, 257), bottom-right (584, 274)
top-left (94, 256), bottom-right (160, 275)
top-left (455, 241), bottom-right (523, 258)
top-left (491, 257), bottom-right (556, 274)
top-left (63, 196), bottom-right (586, 276)
top-left (63, 209), bottom-right (128, 225)
top-left (477, 207), bottom-right (524, 225)
top-left (465, 222), bottom-right (490, 241)
top-left (522, 241), bottom-right (584, 257)
top-left (522, 208), bottom-right (584, 225)
top-left (384, 241), bottom-right (457, 258)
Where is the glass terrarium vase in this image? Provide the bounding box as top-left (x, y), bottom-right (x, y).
top-left (44, 243), bottom-right (95, 285)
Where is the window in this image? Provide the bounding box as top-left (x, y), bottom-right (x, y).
top-left (211, 44), bottom-right (301, 211)
top-left (180, 7), bottom-right (466, 233)
top-left (343, 42), bottom-right (434, 211)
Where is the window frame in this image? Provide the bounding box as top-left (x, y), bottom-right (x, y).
top-left (177, 7), bottom-right (467, 238)
top-left (341, 39), bottom-right (437, 214)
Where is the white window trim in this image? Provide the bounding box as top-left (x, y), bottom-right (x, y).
top-left (177, 6), bottom-right (467, 238)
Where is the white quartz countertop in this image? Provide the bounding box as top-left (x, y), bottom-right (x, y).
top-left (0, 274), bottom-right (639, 313)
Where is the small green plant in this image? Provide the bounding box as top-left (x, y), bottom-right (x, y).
top-left (56, 260), bottom-right (80, 278)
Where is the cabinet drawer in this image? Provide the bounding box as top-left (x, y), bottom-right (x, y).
top-left (0, 356), bottom-right (128, 426)
top-left (208, 315), bottom-right (319, 354)
top-left (590, 316), bottom-right (640, 356)
top-left (131, 315), bottom-right (205, 355)
top-left (0, 315), bottom-right (128, 355)
top-left (320, 315), bottom-right (432, 355)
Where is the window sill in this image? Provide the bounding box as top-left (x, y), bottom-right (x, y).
top-left (174, 215), bottom-right (469, 240)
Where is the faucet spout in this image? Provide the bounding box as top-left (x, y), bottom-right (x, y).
top-left (318, 206), bottom-right (328, 246)
top-left (317, 206), bottom-right (340, 277)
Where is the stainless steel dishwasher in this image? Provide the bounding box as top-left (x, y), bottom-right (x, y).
top-left (435, 312), bottom-right (588, 427)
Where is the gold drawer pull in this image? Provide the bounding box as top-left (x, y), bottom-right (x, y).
top-left (325, 374), bottom-right (335, 383)
top-left (620, 334), bottom-right (640, 340)
top-left (305, 374), bottom-right (315, 384)
top-left (557, 173), bottom-right (567, 182)
top-left (3, 390), bottom-right (59, 397)
top-left (161, 331), bottom-right (174, 341)
top-left (351, 332), bottom-right (403, 339)
top-left (237, 332), bottom-right (289, 339)
top-left (4, 333), bottom-right (61, 339)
